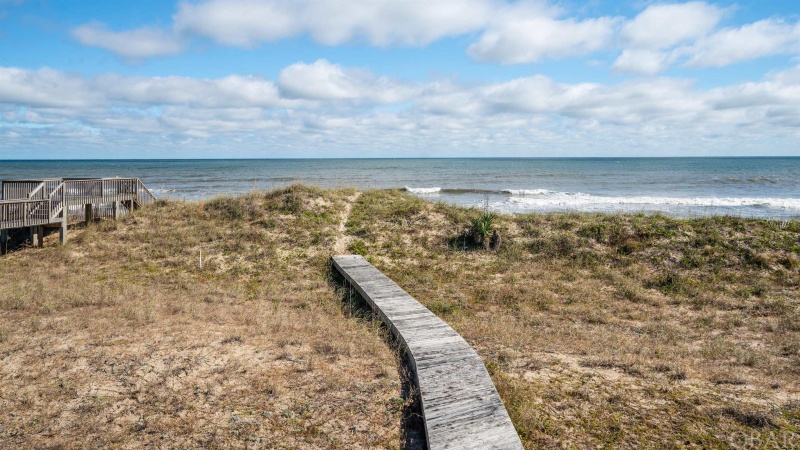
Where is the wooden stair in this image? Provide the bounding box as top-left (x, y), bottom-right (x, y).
top-left (1, 177), bottom-right (155, 252)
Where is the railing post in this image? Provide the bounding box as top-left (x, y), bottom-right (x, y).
top-left (60, 183), bottom-right (68, 245)
top-left (60, 212), bottom-right (67, 245)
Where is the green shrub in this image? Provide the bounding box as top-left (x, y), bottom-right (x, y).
top-left (349, 240), bottom-right (367, 256)
top-left (470, 211), bottom-right (497, 250)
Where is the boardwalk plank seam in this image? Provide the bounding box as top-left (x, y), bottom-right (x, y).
top-left (332, 255), bottom-right (523, 450)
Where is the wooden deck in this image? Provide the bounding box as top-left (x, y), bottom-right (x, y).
top-left (1, 177), bottom-right (155, 251)
top-left (332, 255), bottom-right (523, 450)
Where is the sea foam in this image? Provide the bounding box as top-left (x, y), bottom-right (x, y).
top-left (497, 191), bottom-right (800, 209)
top-left (502, 189), bottom-right (553, 195)
top-left (405, 186), bottom-right (442, 194)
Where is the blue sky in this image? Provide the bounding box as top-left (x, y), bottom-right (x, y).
top-left (1, 0), bottom-right (799, 158)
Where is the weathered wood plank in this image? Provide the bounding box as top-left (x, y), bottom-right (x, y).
top-left (332, 255), bottom-right (523, 450)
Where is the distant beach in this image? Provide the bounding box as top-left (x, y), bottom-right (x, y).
top-left (1, 157), bottom-right (799, 219)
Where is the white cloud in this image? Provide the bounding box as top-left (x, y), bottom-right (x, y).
top-left (300, 0), bottom-right (493, 47)
top-left (172, 0), bottom-right (303, 47)
top-left (277, 59), bottom-right (417, 103)
top-left (71, 23), bottom-right (185, 59)
top-left (480, 75), bottom-right (591, 113)
top-left (612, 1), bottom-right (724, 74)
top-left (67, 0), bottom-right (800, 76)
top-left (2, 62), bottom-right (800, 157)
top-left (683, 19), bottom-right (800, 68)
top-left (172, 0), bottom-right (493, 47)
top-left (97, 74), bottom-right (282, 108)
top-left (0, 67), bottom-right (98, 108)
top-left (614, 3), bottom-right (800, 74)
top-left (408, 79), bottom-right (484, 116)
top-left (767, 64), bottom-right (800, 85)
top-left (174, 0), bottom-right (630, 63)
top-left (707, 79), bottom-right (800, 110)
top-left (620, 2), bottom-right (723, 50)
top-left (467, 3), bottom-right (619, 64)
top-left (478, 76), bottom-right (707, 125)
top-left (611, 49), bottom-right (679, 75)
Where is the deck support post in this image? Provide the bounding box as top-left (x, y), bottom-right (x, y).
top-left (1, 229), bottom-right (8, 255)
top-left (84, 204), bottom-right (92, 224)
top-left (112, 201), bottom-right (119, 220)
top-left (28, 226), bottom-right (41, 248)
top-left (59, 215), bottom-right (67, 245)
top-left (36, 226), bottom-right (44, 248)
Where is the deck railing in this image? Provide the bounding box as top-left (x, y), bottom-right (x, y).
top-left (0, 199), bottom-right (52, 228)
top-left (0, 177), bottom-right (155, 231)
top-left (48, 183), bottom-right (65, 218)
top-left (136, 179), bottom-right (157, 204)
top-left (3, 180), bottom-right (46, 201)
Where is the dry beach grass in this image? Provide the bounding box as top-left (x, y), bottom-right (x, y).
top-left (347, 189), bottom-right (800, 449)
top-left (0, 186), bottom-right (406, 448)
top-left (1, 185), bottom-right (799, 448)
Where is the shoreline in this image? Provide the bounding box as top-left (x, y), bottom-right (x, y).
top-left (4, 158), bottom-right (798, 220)
top-left (146, 185), bottom-right (800, 221)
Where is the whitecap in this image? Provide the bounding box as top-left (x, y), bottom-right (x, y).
top-left (405, 186), bottom-right (442, 194)
top-left (501, 192), bottom-right (800, 209)
top-left (502, 189), bottom-right (553, 195)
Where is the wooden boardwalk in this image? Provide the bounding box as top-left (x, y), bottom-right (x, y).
top-left (332, 255), bottom-right (523, 450)
top-left (1, 177), bottom-right (155, 252)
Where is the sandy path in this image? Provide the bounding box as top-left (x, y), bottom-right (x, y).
top-left (333, 191), bottom-right (361, 254)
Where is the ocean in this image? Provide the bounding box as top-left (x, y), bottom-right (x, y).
top-left (1, 158), bottom-right (799, 220)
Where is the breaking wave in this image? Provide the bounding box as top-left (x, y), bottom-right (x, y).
top-left (402, 186), bottom-right (800, 215)
top-left (501, 189), bottom-right (553, 195)
top-left (404, 186), bottom-right (442, 194)
top-left (498, 192), bottom-right (800, 210)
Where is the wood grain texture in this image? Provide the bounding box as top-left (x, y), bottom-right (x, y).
top-left (332, 255), bottom-right (523, 450)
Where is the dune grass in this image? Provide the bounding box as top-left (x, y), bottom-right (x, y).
top-left (0, 186), bottom-right (406, 449)
top-left (1, 185), bottom-right (798, 448)
top-left (347, 189), bottom-right (800, 449)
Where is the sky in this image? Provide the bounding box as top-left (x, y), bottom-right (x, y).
top-left (0, 0), bottom-right (799, 159)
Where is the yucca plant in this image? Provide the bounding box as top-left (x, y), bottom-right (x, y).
top-left (470, 211), bottom-right (496, 250)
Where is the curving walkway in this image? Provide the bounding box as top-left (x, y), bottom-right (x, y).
top-left (332, 255), bottom-right (523, 450)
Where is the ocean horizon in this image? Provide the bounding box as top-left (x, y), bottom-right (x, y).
top-left (2, 157), bottom-right (799, 220)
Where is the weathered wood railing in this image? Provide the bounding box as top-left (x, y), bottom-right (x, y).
top-left (2, 180), bottom-right (54, 200)
top-left (0, 199), bottom-right (52, 229)
top-left (48, 182), bottom-right (65, 218)
top-left (136, 178), bottom-right (156, 204)
top-left (1, 178), bottom-right (156, 251)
